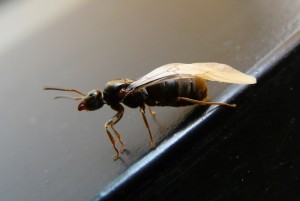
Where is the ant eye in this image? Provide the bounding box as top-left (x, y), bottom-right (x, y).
top-left (88, 91), bottom-right (97, 97)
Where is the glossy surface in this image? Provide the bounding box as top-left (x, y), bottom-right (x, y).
top-left (0, 0), bottom-right (299, 200)
top-left (99, 38), bottom-right (300, 201)
top-left (98, 32), bottom-right (300, 201)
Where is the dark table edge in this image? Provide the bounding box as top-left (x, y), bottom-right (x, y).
top-left (91, 29), bottom-right (300, 201)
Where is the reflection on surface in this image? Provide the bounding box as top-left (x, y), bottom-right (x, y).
top-left (0, 0), bottom-right (89, 56)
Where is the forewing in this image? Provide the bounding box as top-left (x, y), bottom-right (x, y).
top-left (127, 63), bottom-right (256, 91)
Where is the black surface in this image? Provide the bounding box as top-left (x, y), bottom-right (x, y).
top-left (97, 39), bottom-right (300, 200)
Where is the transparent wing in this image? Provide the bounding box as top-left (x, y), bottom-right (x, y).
top-left (127, 63), bottom-right (256, 91)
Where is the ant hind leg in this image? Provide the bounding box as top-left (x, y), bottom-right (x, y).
top-left (177, 97), bottom-right (236, 107)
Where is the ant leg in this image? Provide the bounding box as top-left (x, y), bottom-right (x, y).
top-left (146, 105), bottom-right (161, 126)
top-left (111, 127), bottom-right (126, 153)
top-left (105, 104), bottom-right (125, 160)
top-left (147, 106), bottom-right (156, 117)
top-left (104, 128), bottom-right (119, 160)
top-left (140, 106), bottom-right (156, 148)
top-left (109, 105), bottom-right (126, 152)
top-left (177, 97), bottom-right (236, 107)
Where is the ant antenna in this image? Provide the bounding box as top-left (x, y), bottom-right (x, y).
top-left (44, 87), bottom-right (86, 101)
top-left (53, 96), bottom-right (84, 100)
top-left (44, 87), bottom-right (86, 96)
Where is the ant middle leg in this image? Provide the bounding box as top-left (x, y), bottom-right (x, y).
top-left (140, 105), bottom-right (156, 148)
top-left (147, 106), bottom-right (156, 117)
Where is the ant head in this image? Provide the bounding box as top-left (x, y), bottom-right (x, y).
top-left (44, 87), bottom-right (105, 111)
top-left (78, 90), bottom-right (104, 111)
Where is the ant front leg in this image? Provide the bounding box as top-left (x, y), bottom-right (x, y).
top-left (104, 104), bottom-right (125, 160)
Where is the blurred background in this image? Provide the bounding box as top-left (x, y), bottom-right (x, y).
top-left (0, 0), bottom-right (299, 201)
